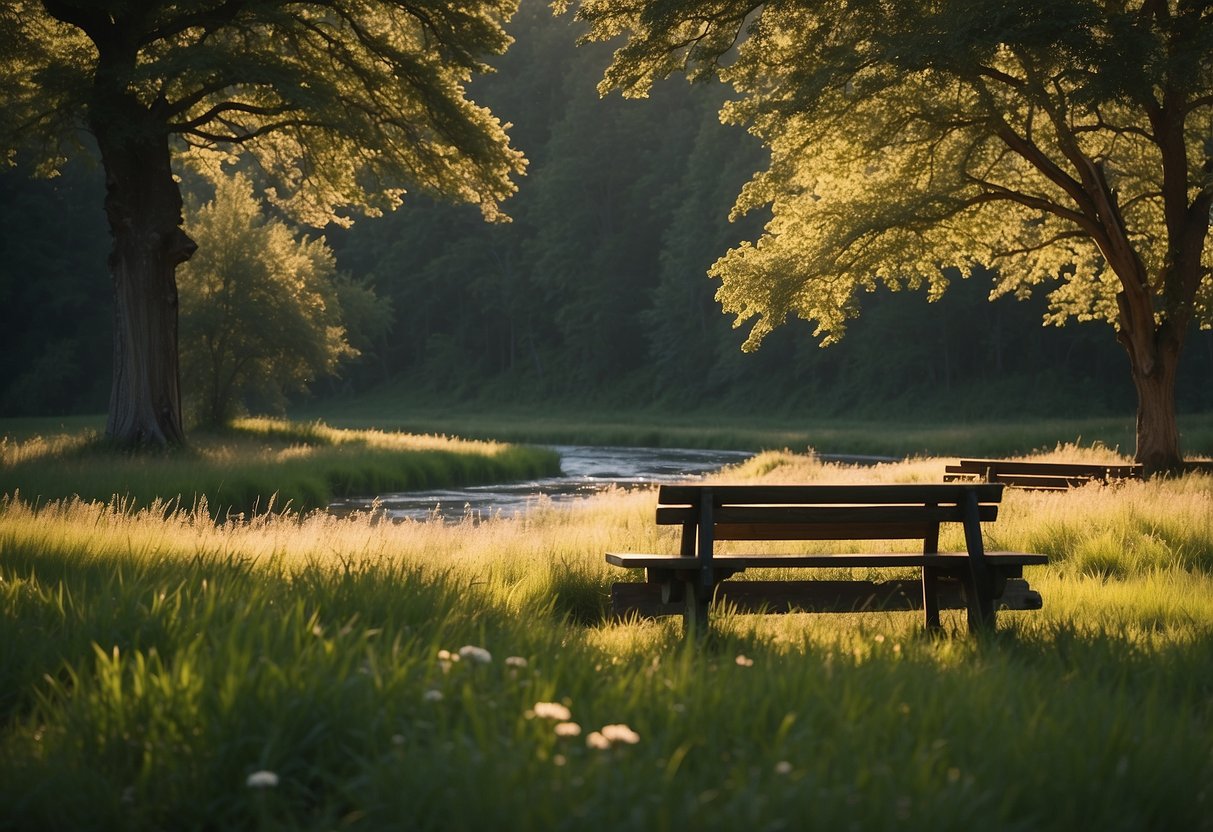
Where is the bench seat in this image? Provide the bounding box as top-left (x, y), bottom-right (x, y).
top-left (606, 551), bottom-right (1048, 571)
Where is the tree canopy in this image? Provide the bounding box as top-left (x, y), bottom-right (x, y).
top-left (0, 0), bottom-right (525, 445)
top-left (2, 0), bottom-right (524, 224)
top-left (567, 0), bottom-right (1213, 469)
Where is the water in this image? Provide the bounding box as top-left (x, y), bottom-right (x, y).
top-left (328, 445), bottom-right (753, 522)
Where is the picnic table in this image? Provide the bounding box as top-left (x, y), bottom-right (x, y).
top-left (607, 483), bottom-right (1047, 637)
top-left (943, 458), bottom-right (1143, 490)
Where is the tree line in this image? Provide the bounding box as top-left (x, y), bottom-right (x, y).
top-left (2, 3), bottom-right (1212, 455)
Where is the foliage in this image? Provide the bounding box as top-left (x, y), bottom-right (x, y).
top-left (0, 453), bottom-right (1211, 829)
top-left (3, 6), bottom-right (1213, 425)
top-left (0, 0), bottom-right (525, 226)
top-left (0, 0), bottom-right (526, 446)
top-left (0, 162), bottom-right (110, 415)
top-left (567, 0), bottom-right (1213, 468)
top-left (178, 174), bottom-right (380, 426)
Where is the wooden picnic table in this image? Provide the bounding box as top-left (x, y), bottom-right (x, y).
top-left (607, 483), bottom-right (1047, 637)
top-left (944, 458), bottom-right (1142, 490)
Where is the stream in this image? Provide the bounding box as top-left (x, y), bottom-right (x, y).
top-left (328, 445), bottom-right (899, 523)
top-left (327, 444), bottom-right (752, 522)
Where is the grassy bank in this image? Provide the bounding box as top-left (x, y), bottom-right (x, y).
top-left (294, 395), bottom-right (1213, 459)
top-left (0, 418), bottom-right (560, 516)
top-left (1, 451), bottom-right (1210, 830)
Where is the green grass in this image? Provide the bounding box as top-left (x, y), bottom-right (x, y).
top-left (0, 417), bottom-right (560, 516)
top-left (1, 451), bottom-right (1211, 830)
top-left (293, 394), bottom-right (1213, 459)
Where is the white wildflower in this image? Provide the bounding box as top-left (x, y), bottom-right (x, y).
top-left (458, 645), bottom-right (492, 665)
top-left (586, 731), bottom-right (611, 750)
top-left (554, 722), bottom-right (582, 737)
top-left (505, 656), bottom-right (528, 668)
top-left (600, 724), bottom-right (640, 745)
top-left (735, 654), bottom-right (754, 667)
top-left (774, 761), bottom-right (793, 775)
top-left (423, 689), bottom-right (444, 702)
top-left (529, 701), bottom-right (572, 721)
top-left (246, 770), bottom-right (279, 789)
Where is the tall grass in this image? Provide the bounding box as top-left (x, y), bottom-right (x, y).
top-left (0, 418), bottom-right (561, 516)
top-left (1, 451), bottom-right (1210, 830)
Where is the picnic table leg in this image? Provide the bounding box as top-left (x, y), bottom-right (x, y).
top-left (961, 491), bottom-right (997, 633)
top-left (921, 516), bottom-right (942, 631)
top-left (683, 577), bottom-right (710, 640)
top-left (921, 567), bottom-right (942, 631)
top-left (684, 488), bottom-right (715, 640)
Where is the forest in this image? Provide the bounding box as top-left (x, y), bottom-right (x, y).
top-left (2, 2), bottom-right (1211, 424)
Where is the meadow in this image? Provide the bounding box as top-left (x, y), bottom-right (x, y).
top-left (1, 442), bottom-right (1211, 831)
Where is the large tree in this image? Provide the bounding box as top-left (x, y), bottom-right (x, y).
top-left (566, 0), bottom-right (1213, 471)
top-left (0, 0), bottom-right (523, 445)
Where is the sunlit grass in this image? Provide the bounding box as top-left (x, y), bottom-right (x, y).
top-left (1, 449), bottom-right (1210, 829)
top-left (0, 417), bottom-right (560, 515)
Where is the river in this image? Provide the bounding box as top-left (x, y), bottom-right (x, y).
top-left (328, 444), bottom-right (752, 522)
top-left (328, 445), bottom-right (900, 523)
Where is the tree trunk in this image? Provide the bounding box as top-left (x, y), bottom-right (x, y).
top-left (1125, 333), bottom-right (1183, 475)
top-left (92, 105), bottom-right (196, 447)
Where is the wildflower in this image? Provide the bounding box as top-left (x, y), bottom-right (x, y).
top-left (586, 731), bottom-right (611, 750)
top-left (529, 701), bottom-right (572, 721)
top-left (600, 724), bottom-right (640, 745)
top-left (554, 722), bottom-right (582, 737)
top-left (246, 770), bottom-right (279, 789)
top-left (458, 645), bottom-right (492, 665)
top-left (423, 689), bottom-right (444, 703)
top-left (437, 649), bottom-right (455, 662)
top-left (735, 654), bottom-right (754, 667)
top-left (553, 754), bottom-right (568, 766)
top-left (505, 656), bottom-right (528, 668)
top-left (774, 761), bottom-right (793, 775)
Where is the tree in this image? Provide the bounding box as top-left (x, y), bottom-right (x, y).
top-left (178, 173), bottom-right (376, 426)
top-left (0, 0), bottom-right (523, 445)
top-left (566, 0), bottom-right (1213, 471)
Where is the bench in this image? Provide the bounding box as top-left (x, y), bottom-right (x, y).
top-left (943, 458), bottom-right (1143, 490)
top-left (606, 483), bottom-right (1047, 637)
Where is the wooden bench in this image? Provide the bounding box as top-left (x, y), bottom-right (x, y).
top-left (606, 483), bottom-right (1047, 637)
top-left (943, 458), bottom-right (1143, 490)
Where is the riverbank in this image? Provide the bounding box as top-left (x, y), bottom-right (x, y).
top-left (2, 450), bottom-right (1210, 829)
top-left (0, 418), bottom-right (560, 516)
top-left (293, 396), bottom-right (1213, 459)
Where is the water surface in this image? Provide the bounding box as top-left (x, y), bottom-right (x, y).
top-left (328, 445), bottom-right (753, 522)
